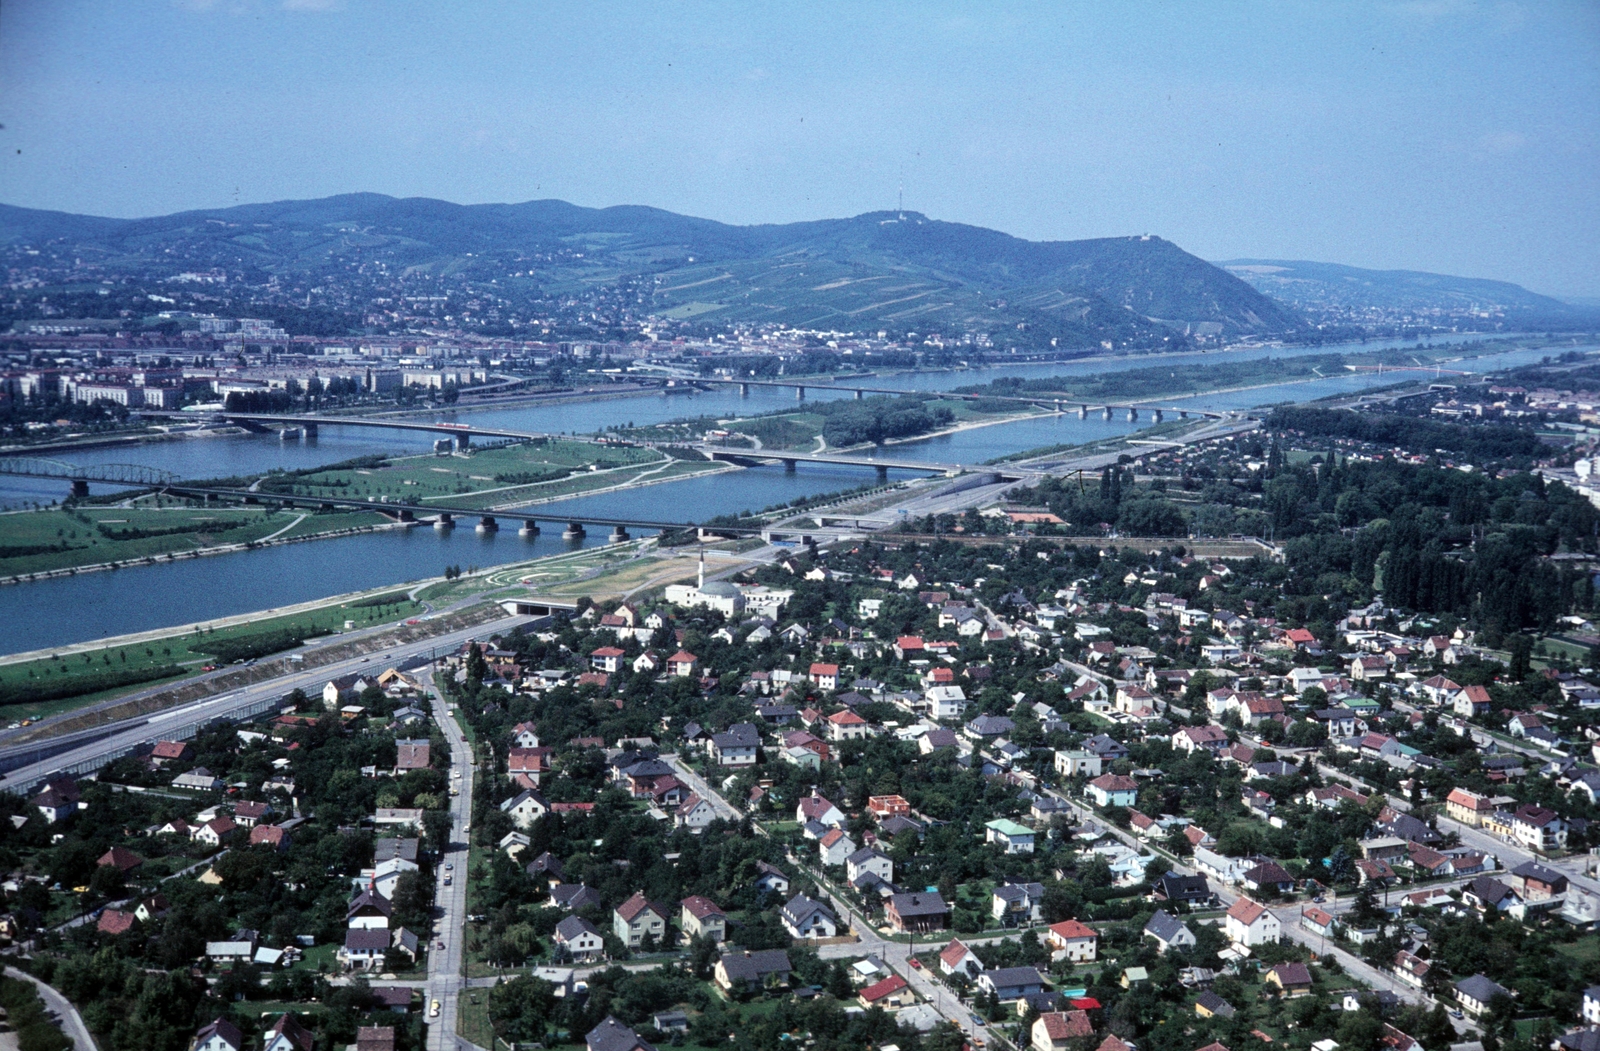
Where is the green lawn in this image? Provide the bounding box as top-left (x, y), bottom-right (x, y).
top-left (457, 993), bottom-right (497, 1047)
top-left (0, 503), bottom-right (285, 577)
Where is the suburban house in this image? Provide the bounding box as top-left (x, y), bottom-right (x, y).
top-left (1143, 910), bottom-right (1196, 953)
top-left (1045, 919), bottom-right (1099, 961)
top-left (887, 891), bottom-right (948, 933)
top-left (714, 949), bottom-right (792, 993)
top-left (586, 1017), bottom-right (655, 1051)
top-left (796, 792), bottom-right (846, 828)
top-left (1266, 962), bottom-right (1314, 996)
top-left (262, 1014), bottom-right (316, 1051)
top-left (553, 916), bottom-right (605, 961)
top-left (1032, 1009), bottom-right (1094, 1051)
top-left (1224, 897), bottom-right (1281, 946)
top-left (193, 1019), bottom-right (245, 1051)
top-left (678, 896), bottom-right (726, 943)
top-left (613, 893), bottom-right (669, 949)
top-left (978, 966), bottom-right (1045, 1001)
top-left (985, 818), bottom-right (1036, 854)
top-left (779, 893), bottom-right (838, 940)
top-left (818, 828), bottom-right (856, 867)
top-left (1087, 774), bottom-right (1139, 808)
top-left (1455, 974), bottom-right (1512, 1017)
top-left (845, 847), bottom-right (894, 886)
top-left (709, 723), bottom-right (760, 767)
top-left (939, 938), bottom-right (984, 979)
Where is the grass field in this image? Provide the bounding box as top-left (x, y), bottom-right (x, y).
top-left (273, 440), bottom-right (661, 503)
top-left (0, 503), bottom-right (285, 577)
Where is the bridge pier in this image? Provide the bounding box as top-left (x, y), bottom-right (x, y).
top-left (519, 520), bottom-right (540, 538)
top-left (854, 389), bottom-right (864, 400)
top-left (1053, 400), bottom-right (1062, 414)
top-left (795, 385), bottom-right (805, 400)
top-left (875, 465), bottom-right (889, 482)
top-left (1079, 404), bottom-right (1088, 419)
top-left (69, 478), bottom-right (89, 499)
top-left (562, 522), bottom-right (586, 541)
top-left (303, 422), bottom-right (317, 438)
top-left (476, 516), bottom-right (498, 533)
top-left (1153, 409), bottom-right (1163, 422)
top-left (1127, 408), bottom-right (1138, 421)
top-left (434, 513), bottom-right (454, 530)
top-left (1179, 410), bottom-right (1188, 419)
top-left (455, 433), bottom-right (472, 451)
top-left (781, 459), bottom-right (796, 472)
top-left (739, 383), bottom-right (750, 397)
top-left (398, 509), bottom-right (415, 522)
top-left (608, 525), bottom-right (630, 543)
top-left (1102, 406), bottom-right (1113, 421)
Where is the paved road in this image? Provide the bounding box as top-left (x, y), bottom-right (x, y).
top-left (421, 668), bottom-right (482, 1051)
top-left (665, 756), bottom-right (994, 1045)
top-left (0, 614), bottom-right (529, 795)
top-left (5, 965), bottom-right (98, 1051)
top-left (975, 742), bottom-right (1479, 1035)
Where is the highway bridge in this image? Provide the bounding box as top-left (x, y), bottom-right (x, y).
top-left (699, 447), bottom-right (961, 476)
top-left (137, 410), bottom-right (550, 449)
top-left (162, 484), bottom-right (766, 540)
top-left (0, 456), bottom-right (179, 495)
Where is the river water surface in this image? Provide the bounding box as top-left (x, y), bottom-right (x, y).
top-left (0, 334), bottom-right (1584, 654)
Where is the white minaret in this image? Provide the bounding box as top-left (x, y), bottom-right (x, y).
top-left (698, 545), bottom-right (705, 589)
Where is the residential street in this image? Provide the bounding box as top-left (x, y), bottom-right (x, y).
top-left (422, 667), bottom-right (483, 1051)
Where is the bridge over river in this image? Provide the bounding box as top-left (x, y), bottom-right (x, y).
top-left (162, 483), bottom-right (770, 542)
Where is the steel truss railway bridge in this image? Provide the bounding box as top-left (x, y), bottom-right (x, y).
top-left (0, 456), bottom-right (179, 495)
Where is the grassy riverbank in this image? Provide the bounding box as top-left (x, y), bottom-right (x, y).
top-left (0, 590), bottom-right (421, 722)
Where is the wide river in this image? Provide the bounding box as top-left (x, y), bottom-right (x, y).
top-left (0, 333), bottom-right (1584, 654)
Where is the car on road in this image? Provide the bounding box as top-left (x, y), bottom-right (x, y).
top-left (443, 875), bottom-right (452, 885)
top-left (445, 862), bottom-right (453, 870)
top-left (430, 999), bottom-right (440, 1017)
top-left (437, 940), bottom-right (446, 949)
top-left (909, 958), bottom-right (921, 969)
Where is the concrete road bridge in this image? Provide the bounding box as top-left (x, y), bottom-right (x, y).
top-left (137, 410), bottom-right (551, 449)
top-left (698, 447), bottom-right (963, 477)
top-left (162, 484), bottom-right (765, 542)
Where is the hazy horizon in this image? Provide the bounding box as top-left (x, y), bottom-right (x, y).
top-left (2, 2), bottom-right (1597, 296)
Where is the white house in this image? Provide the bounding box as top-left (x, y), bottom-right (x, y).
top-left (819, 829), bottom-right (856, 867)
top-left (780, 893), bottom-right (838, 939)
top-left (499, 789), bottom-right (549, 829)
top-left (675, 795), bottom-right (718, 830)
top-left (925, 685), bottom-right (968, 720)
top-left (1224, 897), bottom-right (1281, 947)
top-left (193, 1018), bottom-right (244, 1051)
top-left (846, 847), bottom-right (894, 885)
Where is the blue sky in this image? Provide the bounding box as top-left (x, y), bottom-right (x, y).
top-left (2, 1), bottom-right (1597, 296)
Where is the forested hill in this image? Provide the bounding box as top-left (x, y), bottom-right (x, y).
top-left (1219, 257), bottom-right (1585, 324)
top-left (0, 195), bottom-right (1301, 343)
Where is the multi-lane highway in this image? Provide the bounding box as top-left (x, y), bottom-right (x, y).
top-left (0, 613), bottom-right (528, 796)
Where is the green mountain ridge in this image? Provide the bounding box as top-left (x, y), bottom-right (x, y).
top-left (1, 194), bottom-right (1302, 343)
top-left (1217, 257), bottom-right (1582, 319)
